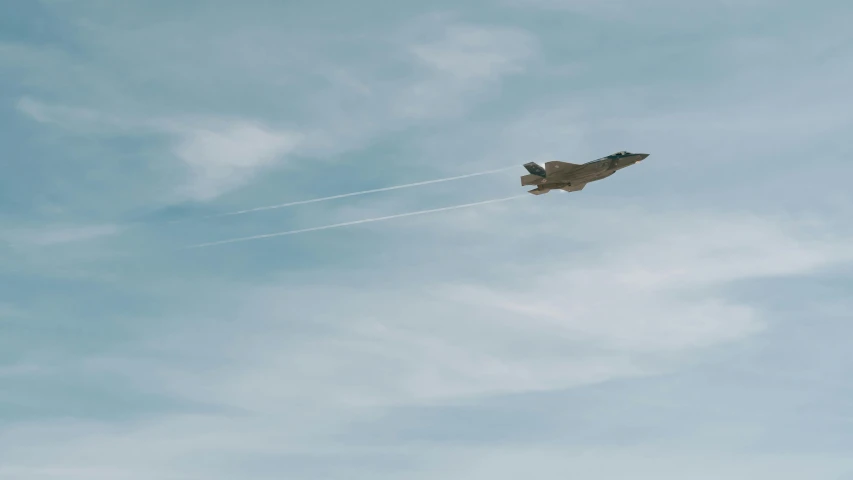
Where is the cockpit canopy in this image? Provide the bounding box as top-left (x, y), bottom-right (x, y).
top-left (614, 151), bottom-right (630, 156)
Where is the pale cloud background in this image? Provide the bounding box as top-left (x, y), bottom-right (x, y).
top-left (2, 0), bottom-right (853, 479)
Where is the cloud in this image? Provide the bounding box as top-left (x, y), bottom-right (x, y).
top-left (287, 19), bottom-right (539, 156)
top-left (410, 26), bottom-right (531, 79)
top-left (404, 446), bottom-right (853, 480)
top-left (503, 0), bottom-right (776, 16)
top-left (15, 98), bottom-right (303, 201)
top-left (159, 118), bottom-right (303, 201)
top-left (15, 97), bottom-right (127, 133)
top-left (1, 203), bottom-right (851, 479)
top-left (82, 205), bottom-right (853, 412)
top-left (439, 211), bottom-right (849, 353)
top-left (8, 17), bottom-right (535, 202)
top-left (394, 23), bottom-right (536, 119)
top-left (0, 364), bottom-right (43, 377)
top-left (2, 224), bottom-right (120, 247)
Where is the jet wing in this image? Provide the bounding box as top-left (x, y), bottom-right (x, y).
top-left (561, 183), bottom-right (586, 192)
top-left (544, 161), bottom-right (582, 176)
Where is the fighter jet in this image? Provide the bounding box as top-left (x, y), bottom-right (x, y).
top-left (520, 151), bottom-right (649, 195)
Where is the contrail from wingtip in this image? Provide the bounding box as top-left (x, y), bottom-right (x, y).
top-left (189, 194), bottom-right (528, 248)
top-left (200, 166), bottom-right (517, 219)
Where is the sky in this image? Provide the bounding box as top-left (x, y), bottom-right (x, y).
top-left (1, 0), bottom-right (853, 478)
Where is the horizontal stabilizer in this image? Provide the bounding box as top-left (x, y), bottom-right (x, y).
top-left (523, 162), bottom-right (546, 177)
top-left (520, 174), bottom-right (545, 186)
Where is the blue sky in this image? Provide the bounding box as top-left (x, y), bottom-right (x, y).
top-left (2, 0), bottom-right (853, 478)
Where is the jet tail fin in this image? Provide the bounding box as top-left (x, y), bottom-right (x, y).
top-left (523, 162), bottom-right (546, 177)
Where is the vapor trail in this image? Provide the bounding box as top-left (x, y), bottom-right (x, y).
top-left (190, 194), bottom-right (527, 248)
top-left (204, 166), bottom-right (516, 219)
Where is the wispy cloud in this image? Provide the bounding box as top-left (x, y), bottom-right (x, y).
top-left (394, 23), bottom-right (537, 119)
top-left (160, 118), bottom-right (303, 201)
top-left (9, 16), bottom-right (535, 203)
top-left (108, 206), bottom-right (853, 406)
top-left (406, 446), bottom-right (853, 480)
top-left (15, 97), bottom-right (127, 133)
top-left (504, 0), bottom-right (778, 17)
top-left (15, 98), bottom-right (304, 201)
top-left (411, 25), bottom-right (533, 79)
top-left (2, 202), bottom-right (850, 478)
top-left (2, 224), bottom-right (120, 247)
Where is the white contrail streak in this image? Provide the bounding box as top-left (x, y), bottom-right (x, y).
top-left (203, 166), bottom-right (516, 219)
top-left (190, 194), bottom-right (527, 248)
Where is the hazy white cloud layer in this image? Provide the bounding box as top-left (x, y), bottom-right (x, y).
top-left (165, 119), bottom-right (303, 201)
top-left (1, 0), bottom-right (852, 479)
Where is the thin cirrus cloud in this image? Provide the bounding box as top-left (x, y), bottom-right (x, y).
top-left (159, 118), bottom-right (304, 202)
top-left (2, 224), bottom-right (120, 247)
top-left (8, 20), bottom-right (534, 202)
top-left (14, 98), bottom-right (303, 202)
top-left (0, 202), bottom-right (849, 479)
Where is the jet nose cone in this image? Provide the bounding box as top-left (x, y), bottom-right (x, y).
top-left (637, 153), bottom-right (649, 160)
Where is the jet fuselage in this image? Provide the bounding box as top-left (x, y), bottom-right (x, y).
top-left (521, 151), bottom-right (648, 195)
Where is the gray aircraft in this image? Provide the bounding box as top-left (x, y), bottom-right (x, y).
top-left (520, 151), bottom-right (649, 195)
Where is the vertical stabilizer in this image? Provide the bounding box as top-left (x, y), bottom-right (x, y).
top-left (523, 162), bottom-right (546, 177)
